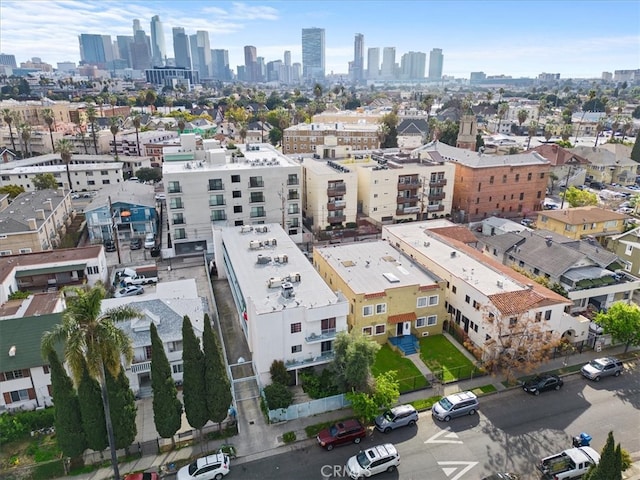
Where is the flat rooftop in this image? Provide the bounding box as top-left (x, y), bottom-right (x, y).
top-left (315, 241), bottom-right (441, 294)
top-left (220, 224), bottom-right (340, 315)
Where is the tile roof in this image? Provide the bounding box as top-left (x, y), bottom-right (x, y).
top-left (428, 226), bottom-right (479, 245)
top-left (539, 206), bottom-right (629, 224)
top-left (387, 312), bottom-right (417, 324)
top-left (530, 144), bottom-right (589, 167)
top-left (413, 141), bottom-right (549, 168)
top-left (488, 289), bottom-right (547, 316)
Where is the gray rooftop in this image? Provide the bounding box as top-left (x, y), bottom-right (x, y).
top-left (413, 141), bottom-right (550, 168)
top-left (315, 241), bottom-right (441, 294)
top-left (0, 189), bottom-right (69, 235)
top-left (85, 182), bottom-right (155, 211)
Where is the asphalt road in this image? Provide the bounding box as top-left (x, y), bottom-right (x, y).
top-left (229, 373), bottom-right (639, 480)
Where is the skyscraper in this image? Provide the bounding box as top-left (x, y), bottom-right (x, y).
top-left (352, 33), bottom-right (364, 84)
top-left (367, 47), bottom-right (379, 79)
top-left (172, 27), bottom-right (191, 69)
top-left (130, 30), bottom-right (152, 70)
top-left (380, 47), bottom-right (396, 79)
top-left (150, 15), bottom-right (167, 67)
top-left (132, 19), bottom-right (143, 35)
top-left (0, 53), bottom-right (17, 68)
top-left (301, 28), bottom-right (325, 83)
top-left (190, 31), bottom-right (211, 78)
top-left (78, 34), bottom-right (108, 66)
top-left (428, 48), bottom-right (443, 80)
top-left (212, 49), bottom-right (230, 81)
top-left (282, 50), bottom-right (292, 84)
top-left (116, 35), bottom-right (134, 68)
top-left (400, 51), bottom-right (426, 80)
top-left (244, 45), bottom-right (258, 83)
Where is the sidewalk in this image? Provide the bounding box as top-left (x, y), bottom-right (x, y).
top-left (64, 342), bottom-right (639, 480)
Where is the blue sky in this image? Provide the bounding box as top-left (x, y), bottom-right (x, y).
top-left (1, 0), bottom-right (639, 78)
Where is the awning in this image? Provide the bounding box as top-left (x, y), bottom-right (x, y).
top-left (15, 263), bottom-right (87, 277)
top-left (387, 312), bottom-right (417, 324)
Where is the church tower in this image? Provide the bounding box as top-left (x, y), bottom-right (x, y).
top-left (456, 115), bottom-right (477, 151)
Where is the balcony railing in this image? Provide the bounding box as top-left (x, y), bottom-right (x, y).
top-left (248, 180), bottom-right (265, 188)
top-left (397, 180), bottom-right (421, 189)
top-left (397, 206), bottom-right (421, 215)
top-left (209, 201), bottom-right (226, 207)
top-left (130, 360), bottom-right (151, 374)
top-left (211, 214), bottom-right (227, 222)
top-left (427, 204), bottom-right (445, 212)
top-left (327, 185), bottom-right (347, 195)
top-left (208, 183), bottom-right (225, 191)
top-left (429, 178), bottom-right (447, 187)
top-left (249, 197), bottom-right (265, 203)
top-left (284, 352), bottom-right (334, 370)
top-left (305, 329), bottom-right (337, 343)
top-left (327, 214), bottom-right (345, 223)
top-left (168, 186), bottom-right (182, 193)
top-left (429, 192), bottom-right (446, 200)
top-left (287, 178), bottom-right (300, 186)
top-left (397, 195), bottom-right (419, 203)
top-left (172, 218), bottom-right (185, 225)
top-left (250, 211), bottom-right (266, 218)
top-left (288, 193), bottom-right (300, 200)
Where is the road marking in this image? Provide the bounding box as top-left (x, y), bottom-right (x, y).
top-left (425, 427), bottom-right (463, 444)
top-left (438, 461), bottom-right (478, 480)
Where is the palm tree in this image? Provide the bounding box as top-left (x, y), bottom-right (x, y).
top-left (543, 122), bottom-right (555, 142)
top-left (109, 117), bottom-right (120, 159)
top-left (621, 118), bottom-right (632, 143)
top-left (377, 123), bottom-right (390, 147)
top-left (56, 139), bottom-right (74, 191)
top-left (313, 83), bottom-right (323, 101)
top-left (144, 90), bottom-right (157, 114)
top-left (239, 122), bottom-right (248, 144)
top-left (132, 113), bottom-right (142, 156)
top-left (19, 123), bottom-right (32, 158)
top-left (574, 89), bottom-right (596, 144)
top-left (177, 116), bottom-right (186, 134)
top-left (560, 124), bottom-right (573, 142)
top-left (41, 285), bottom-right (141, 480)
top-left (594, 119), bottom-right (606, 147)
top-left (42, 108), bottom-right (56, 153)
top-left (486, 91), bottom-right (494, 104)
top-left (526, 121), bottom-right (538, 149)
top-left (517, 109), bottom-right (529, 129)
top-left (2, 108), bottom-right (17, 152)
top-left (498, 87), bottom-right (505, 104)
top-left (497, 103), bottom-right (509, 133)
top-left (76, 125), bottom-right (89, 154)
top-left (86, 105), bottom-right (99, 154)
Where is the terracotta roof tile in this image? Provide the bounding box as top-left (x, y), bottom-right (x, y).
top-left (387, 312), bottom-right (417, 324)
top-left (364, 292), bottom-right (386, 299)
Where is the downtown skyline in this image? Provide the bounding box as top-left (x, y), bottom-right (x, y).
top-left (1, 0), bottom-right (639, 79)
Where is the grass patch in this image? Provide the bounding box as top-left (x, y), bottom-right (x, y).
top-left (419, 335), bottom-right (478, 382)
top-left (304, 417), bottom-right (351, 439)
top-left (408, 396), bottom-right (441, 411)
top-left (472, 384), bottom-right (497, 395)
top-left (282, 431), bottom-right (296, 443)
top-left (372, 345), bottom-right (428, 392)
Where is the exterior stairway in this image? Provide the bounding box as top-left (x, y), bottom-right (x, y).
top-left (388, 335), bottom-right (419, 355)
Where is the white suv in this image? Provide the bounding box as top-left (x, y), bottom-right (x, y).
top-left (346, 443), bottom-right (400, 479)
top-left (177, 453), bottom-right (230, 480)
top-left (581, 357), bottom-right (623, 381)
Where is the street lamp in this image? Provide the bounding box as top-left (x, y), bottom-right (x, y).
top-left (559, 159), bottom-right (580, 209)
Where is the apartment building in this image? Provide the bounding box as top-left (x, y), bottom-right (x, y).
top-left (110, 129), bottom-right (178, 158)
top-left (0, 99), bottom-right (72, 126)
top-left (382, 221), bottom-right (589, 358)
top-left (213, 224), bottom-right (349, 386)
top-left (302, 158), bottom-right (358, 231)
top-left (314, 241), bottom-right (445, 345)
top-left (535, 206), bottom-right (629, 243)
top-left (282, 122), bottom-right (379, 156)
top-left (162, 136), bottom-right (303, 255)
top-left (312, 110), bottom-right (383, 125)
top-left (413, 141), bottom-right (551, 222)
top-left (0, 189), bottom-right (73, 254)
top-left (0, 162), bottom-right (124, 192)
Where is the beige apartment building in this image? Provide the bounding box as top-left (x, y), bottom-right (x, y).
top-left (282, 122), bottom-right (379, 156)
top-left (0, 189), bottom-right (73, 254)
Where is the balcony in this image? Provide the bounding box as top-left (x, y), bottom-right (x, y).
top-left (429, 178), bottom-right (447, 187)
top-left (397, 206), bottom-right (421, 215)
top-left (211, 213), bottom-right (227, 222)
top-left (287, 178), bottom-right (300, 186)
top-left (288, 193), bottom-right (300, 200)
top-left (249, 197), bottom-right (265, 204)
top-left (209, 201), bottom-right (226, 207)
top-left (397, 195), bottom-right (418, 203)
top-left (248, 180), bottom-right (264, 188)
top-left (327, 185), bottom-right (347, 196)
top-left (208, 183), bottom-right (225, 191)
top-left (427, 204), bottom-right (445, 212)
top-left (168, 186), bottom-right (182, 194)
top-left (305, 329), bottom-right (337, 343)
top-left (327, 214), bottom-right (345, 224)
top-left (327, 201), bottom-right (346, 211)
top-left (172, 218), bottom-right (185, 225)
top-left (397, 180), bottom-right (421, 190)
top-left (250, 211), bottom-right (266, 218)
top-left (428, 192), bottom-right (446, 200)
top-left (284, 352), bottom-right (334, 370)
top-left (130, 360), bottom-right (151, 374)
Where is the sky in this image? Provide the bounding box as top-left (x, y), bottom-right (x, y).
top-left (1, 0), bottom-right (639, 79)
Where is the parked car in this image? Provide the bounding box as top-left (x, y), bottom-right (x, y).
top-left (114, 285), bottom-right (144, 298)
top-left (375, 404), bottom-right (418, 433)
top-left (316, 419), bottom-right (366, 450)
top-left (130, 238), bottom-right (142, 250)
top-left (155, 193), bottom-right (166, 201)
top-left (432, 391), bottom-right (478, 422)
top-left (124, 474), bottom-right (159, 480)
top-left (520, 218), bottom-right (534, 227)
top-left (104, 240), bottom-right (116, 252)
top-left (522, 374), bottom-right (563, 395)
top-left (590, 181), bottom-right (604, 190)
top-left (144, 233), bottom-right (156, 249)
top-left (177, 453), bottom-right (230, 480)
top-left (581, 357), bottom-right (623, 381)
top-left (345, 443), bottom-right (400, 479)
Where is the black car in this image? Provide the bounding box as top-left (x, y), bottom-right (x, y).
top-left (523, 374), bottom-right (563, 395)
top-left (104, 240), bottom-right (116, 252)
top-left (130, 238), bottom-right (142, 250)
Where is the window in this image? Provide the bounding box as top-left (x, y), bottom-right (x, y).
top-left (19, 248), bottom-right (32, 254)
top-left (249, 176), bottom-right (264, 188)
top-left (535, 312), bottom-right (542, 322)
top-left (375, 324), bottom-right (386, 335)
top-left (423, 316), bottom-right (435, 326)
top-left (211, 210), bottom-right (226, 221)
top-left (465, 295), bottom-right (470, 304)
top-left (321, 317), bottom-right (336, 333)
top-left (626, 244), bottom-right (633, 255)
top-left (232, 190), bottom-right (242, 199)
top-left (168, 341), bottom-right (183, 352)
top-left (376, 303), bottom-right (387, 314)
top-left (4, 370), bottom-right (25, 380)
top-left (87, 265), bottom-right (99, 275)
top-left (502, 175), bottom-right (507, 183)
top-left (250, 206), bottom-right (265, 218)
top-left (527, 172), bottom-right (532, 181)
top-left (231, 175), bottom-right (241, 183)
top-left (100, 170), bottom-right (108, 175)
top-left (170, 198), bottom-right (184, 209)
top-left (515, 174), bottom-right (520, 182)
top-left (172, 364), bottom-right (183, 374)
top-left (290, 322), bottom-right (301, 333)
top-left (489, 176), bottom-right (494, 184)
top-left (250, 192), bottom-right (265, 203)
top-left (417, 296), bottom-right (427, 308)
top-left (291, 345), bottom-right (302, 354)
top-left (321, 340), bottom-right (333, 354)
top-left (168, 181), bottom-right (181, 193)
top-left (174, 228), bottom-right (186, 240)
top-left (102, 179), bottom-right (110, 185)
top-left (545, 310), bottom-right (552, 321)
top-left (209, 194), bottom-right (224, 206)
top-left (416, 317), bottom-right (426, 328)
top-left (87, 180), bottom-right (95, 185)
top-left (509, 317), bottom-right (518, 326)
top-left (208, 179), bottom-right (224, 190)
top-left (362, 326), bottom-right (373, 336)
top-left (452, 285), bottom-right (457, 294)
top-left (233, 205), bottom-right (242, 213)
top-left (172, 213), bottom-right (185, 225)
top-left (10, 389), bottom-right (30, 403)
top-left (428, 295), bottom-right (438, 306)
top-left (363, 305), bottom-right (373, 316)
top-left (288, 174), bottom-right (299, 185)
top-left (519, 192), bottom-right (524, 200)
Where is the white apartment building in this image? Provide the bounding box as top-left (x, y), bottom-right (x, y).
top-left (213, 224), bottom-right (349, 386)
top-left (162, 136), bottom-right (303, 256)
top-left (382, 221), bottom-right (590, 359)
top-left (302, 158), bottom-right (358, 231)
top-left (0, 162), bottom-right (124, 192)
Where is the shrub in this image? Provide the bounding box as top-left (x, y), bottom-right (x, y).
top-left (8, 290), bottom-right (30, 300)
top-left (263, 383), bottom-right (293, 410)
top-left (346, 222), bottom-right (357, 229)
top-left (282, 431), bottom-right (296, 443)
top-left (0, 407), bottom-right (56, 444)
top-left (269, 360), bottom-right (290, 386)
top-left (299, 368), bottom-right (340, 399)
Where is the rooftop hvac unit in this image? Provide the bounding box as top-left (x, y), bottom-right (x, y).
top-left (255, 225), bottom-right (269, 233)
top-left (241, 225), bottom-right (253, 233)
top-left (249, 240), bottom-right (262, 250)
top-left (281, 282), bottom-right (295, 299)
top-left (497, 280), bottom-right (504, 288)
top-left (288, 272), bottom-right (301, 282)
top-left (268, 276), bottom-right (284, 288)
top-left (274, 254), bottom-right (288, 263)
top-left (257, 255), bottom-right (272, 265)
top-left (268, 238), bottom-right (277, 246)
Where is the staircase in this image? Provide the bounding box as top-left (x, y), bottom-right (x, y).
top-left (389, 335), bottom-right (418, 355)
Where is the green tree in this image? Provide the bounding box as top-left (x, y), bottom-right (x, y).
top-left (379, 113), bottom-right (398, 148)
top-left (0, 184), bottom-right (25, 199)
top-left (33, 173), bottom-right (59, 190)
top-left (19, 123), bottom-right (32, 158)
top-left (132, 113), bottom-right (142, 156)
top-left (42, 108), bottom-right (56, 153)
top-left (109, 117), bottom-right (120, 158)
top-left (41, 285), bottom-right (141, 480)
top-left (584, 431), bottom-right (622, 480)
top-left (56, 138), bottom-right (74, 191)
top-left (203, 314), bottom-right (233, 430)
top-left (2, 108), bottom-right (18, 152)
top-left (135, 167), bottom-right (162, 183)
top-left (268, 127), bottom-right (282, 146)
top-left (106, 368), bottom-right (137, 453)
top-left (346, 371), bottom-right (400, 423)
top-left (631, 135), bottom-right (640, 163)
top-left (263, 382), bottom-right (293, 409)
top-left (47, 350), bottom-right (87, 459)
top-left (526, 121), bottom-right (538, 149)
top-left (269, 360), bottom-right (290, 386)
top-left (150, 322), bottom-right (182, 446)
top-left (517, 109), bottom-right (529, 129)
top-left (595, 302), bottom-right (640, 352)
top-left (331, 332), bottom-right (380, 393)
top-left (77, 359), bottom-right (108, 452)
top-left (561, 186), bottom-right (598, 207)
top-left (181, 316), bottom-right (209, 433)
top-left (86, 105), bottom-right (99, 154)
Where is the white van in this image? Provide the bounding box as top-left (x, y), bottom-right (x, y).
top-left (144, 233), bottom-right (156, 249)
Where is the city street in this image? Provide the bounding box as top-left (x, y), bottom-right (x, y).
top-left (230, 373), bottom-right (639, 480)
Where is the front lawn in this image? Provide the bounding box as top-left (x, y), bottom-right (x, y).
top-left (420, 335), bottom-right (479, 382)
top-left (372, 344), bottom-right (428, 393)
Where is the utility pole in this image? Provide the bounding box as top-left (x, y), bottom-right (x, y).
top-left (279, 184), bottom-right (286, 230)
top-left (108, 195), bottom-right (122, 264)
top-left (419, 175), bottom-right (427, 221)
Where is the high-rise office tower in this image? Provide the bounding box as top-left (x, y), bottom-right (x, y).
top-left (0, 53), bottom-right (17, 68)
top-left (266, 60), bottom-right (282, 82)
top-left (352, 33), bottom-right (364, 84)
top-left (116, 36), bottom-right (133, 68)
top-left (172, 27), bottom-right (191, 69)
top-left (211, 49), bottom-right (230, 81)
top-left (131, 30), bottom-right (152, 70)
top-left (190, 31), bottom-right (211, 78)
top-left (380, 47), bottom-right (396, 79)
top-left (301, 27), bottom-right (325, 83)
top-left (428, 48), bottom-right (443, 80)
top-left (78, 34), bottom-right (109, 66)
top-left (257, 57), bottom-right (265, 82)
top-left (132, 19), bottom-right (143, 35)
top-left (150, 15), bottom-right (166, 67)
top-left (281, 50), bottom-right (292, 84)
top-left (367, 47), bottom-right (379, 79)
top-left (400, 51), bottom-right (426, 80)
top-left (244, 45), bottom-right (258, 83)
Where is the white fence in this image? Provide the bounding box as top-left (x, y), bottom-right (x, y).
top-left (267, 393), bottom-right (351, 423)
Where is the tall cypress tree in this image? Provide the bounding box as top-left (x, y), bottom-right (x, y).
top-left (48, 351), bottom-right (87, 458)
top-left (182, 316), bottom-right (208, 434)
top-left (203, 314), bottom-right (233, 430)
top-left (631, 135), bottom-right (640, 162)
top-left (585, 431), bottom-right (622, 480)
top-left (106, 367), bottom-right (137, 453)
top-left (150, 322), bottom-right (183, 445)
top-left (77, 360), bottom-right (108, 452)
